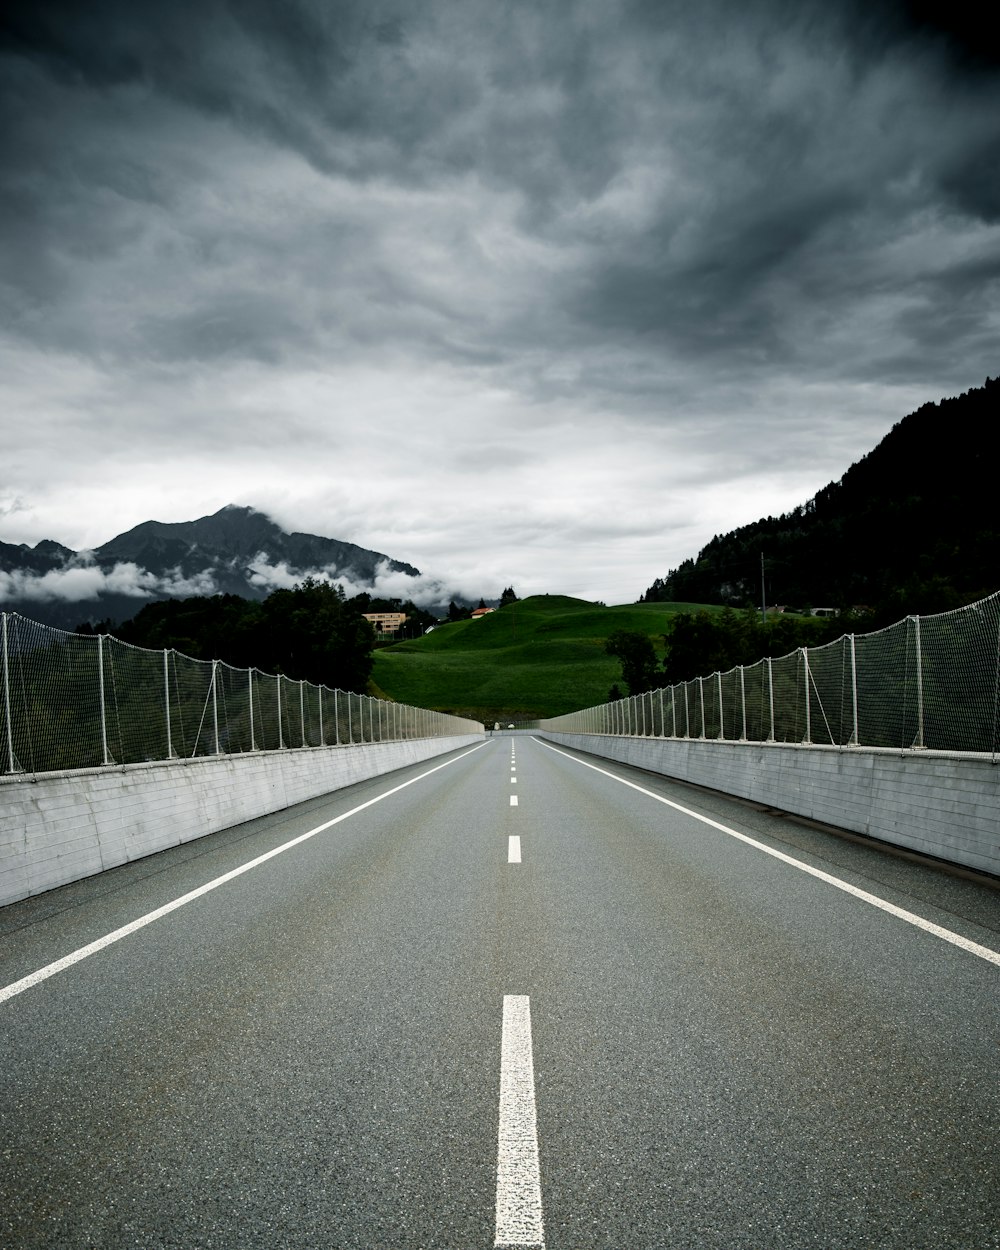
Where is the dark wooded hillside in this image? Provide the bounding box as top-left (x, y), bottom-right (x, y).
top-left (643, 377), bottom-right (998, 617)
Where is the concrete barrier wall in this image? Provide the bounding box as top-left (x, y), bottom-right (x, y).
top-left (0, 735), bottom-right (483, 909)
top-left (540, 733), bottom-right (1000, 877)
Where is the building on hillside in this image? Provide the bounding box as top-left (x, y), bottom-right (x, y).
top-left (471, 607), bottom-right (495, 619)
top-left (362, 612), bottom-right (407, 636)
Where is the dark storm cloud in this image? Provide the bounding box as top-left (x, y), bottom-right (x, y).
top-left (2, 0), bottom-right (999, 600)
top-left (5, 0), bottom-right (999, 378)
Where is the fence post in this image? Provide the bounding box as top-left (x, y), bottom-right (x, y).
top-left (299, 680), bottom-right (306, 747)
top-left (767, 657), bottom-right (775, 742)
top-left (2, 614), bottom-right (16, 774)
top-left (164, 650), bottom-right (175, 758)
top-left (739, 666), bottom-right (747, 741)
top-left (911, 615), bottom-right (925, 749)
top-left (717, 672), bottom-right (724, 739)
top-left (277, 675), bottom-right (284, 749)
top-left (799, 648), bottom-right (810, 744)
top-left (684, 683), bottom-right (690, 738)
top-left (849, 635), bottom-right (859, 746)
top-left (319, 686), bottom-right (324, 746)
top-left (993, 614), bottom-right (1000, 761)
top-left (212, 660), bottom-right (220, 755)
top-left (698, 677), bottom-right (706, 738)
top-left (99, 634), bottom-right (111, 766)
top-left (248, 669), bottom-right (256, 751)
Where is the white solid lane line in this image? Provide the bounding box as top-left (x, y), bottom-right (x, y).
top-left (495, 995), bottom-right (545, 1248)
top-left (536, 738), bottom-right (1000, 968)
top-left (0, 743), bottom-right (490, 1006)
top-left (508, 835), bottom-right (522, 864)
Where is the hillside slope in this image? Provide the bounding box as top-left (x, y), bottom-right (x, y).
top-left (0, 504), bottom-right (420, 630)
top-left (643, 377), bottom-right (998, 614)
top-left (371, 595), bottom-right (713, 720)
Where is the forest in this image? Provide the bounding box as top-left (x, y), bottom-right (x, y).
top-left (74, 580), bottom-right (410, 694)
top-left (642, 377), bottom-right (998, 619)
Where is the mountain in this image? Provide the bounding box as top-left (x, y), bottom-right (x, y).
top-left (642, 377), bottom-right (999, 616)
top-left (0, 505), bottom-right (421, 630)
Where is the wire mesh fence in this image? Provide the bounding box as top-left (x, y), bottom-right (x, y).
top-left (1, 613), bottom-right (482, 776)
top-left (540, 591), bottom-right (1000, 757)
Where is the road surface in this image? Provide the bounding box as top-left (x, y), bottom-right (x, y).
top-left (2, 735), bottom-right (998, 1248)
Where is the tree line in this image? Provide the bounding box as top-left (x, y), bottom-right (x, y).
top-left (641, 377), bottom-right (998, 618)
top-left (605, 607), bottom-right (860, 698)
top-left (75, 580), bottom-right (384, 693)
top-left (73, 581), bottom-right (512, 691)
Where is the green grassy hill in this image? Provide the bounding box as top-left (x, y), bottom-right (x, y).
top-left (370, 594), bottom-right (717, 722)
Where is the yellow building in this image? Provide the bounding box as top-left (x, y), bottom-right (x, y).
top-left (362, 611), bottom-right (407, 636)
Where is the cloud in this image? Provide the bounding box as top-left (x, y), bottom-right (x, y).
top-left (1, 0), bottom-right (999, 607)
top-left (0, 495), bottom-right (29, 522)
top-left (245, 553), bottom-right (484, 609)
top-left (0, 560), bottom-right (220, 604)
top-left (0, 561), bottom-right (154, 604)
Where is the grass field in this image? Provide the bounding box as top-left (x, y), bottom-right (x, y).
top-left (370, 594), bottom-right (720, 722)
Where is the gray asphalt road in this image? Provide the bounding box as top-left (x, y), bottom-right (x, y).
top-left (1, 735), bottom-right (998, 1249)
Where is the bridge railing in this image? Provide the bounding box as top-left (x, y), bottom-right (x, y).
top-left (0, 613), bottom-right (482, 776)
top-left (540, 591), bottom-right (1000, 757)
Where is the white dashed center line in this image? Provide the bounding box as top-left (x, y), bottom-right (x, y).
top-left (508, 835), bottom-right (522, 864)
top-left (495, 995), bottom-right (545, 1248)
top-left (510, 795), bottom-right (519, 807)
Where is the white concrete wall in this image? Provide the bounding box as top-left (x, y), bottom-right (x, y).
top-left (0, 736), bottom-right (482, 909)
top-left (540, 733), bottom-right (1000, 877)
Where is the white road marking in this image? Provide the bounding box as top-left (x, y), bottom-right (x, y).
top-left (510, 795), bottom-right (519, 807)
top-left (511, 776), bottom-right (517, 784)
top-left (495, 995), bottom-right (545, 1248)
top-left (0, 743), bottom-right (490, 1006)
top-left (536, 739), bottom-right (1000, 968)
top-left (508, 836), bottom-right (522, 864)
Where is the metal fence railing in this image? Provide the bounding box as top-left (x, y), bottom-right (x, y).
top-left (0, 613), bottom-right (483, 776)
top-left (540, 591), bottom-right (1000, 758)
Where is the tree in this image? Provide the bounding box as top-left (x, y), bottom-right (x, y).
top-left (499, 586), bottom-right (519, 607)
top-left (605, 629), bottom-right (659, 695)
top-left (102, 580), bottom-right (375, 693)
top-left (662, 607), bottom-right (837, 685)
top-left (258, 578), bottom-right (373, 691)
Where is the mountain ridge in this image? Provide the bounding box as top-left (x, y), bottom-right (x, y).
top-left (0, 504), bottom-right (421, 630)
top-left (642, 376), bottom-right (999, 615)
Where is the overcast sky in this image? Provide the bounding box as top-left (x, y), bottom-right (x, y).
top-left (2, 0), bottom-right (998, 606)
